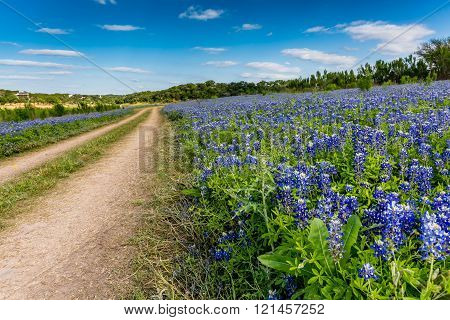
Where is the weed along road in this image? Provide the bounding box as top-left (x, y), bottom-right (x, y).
top-left (0, 107), bottom-right (161, 299)
top-left (0, 108), bottom-right (151, 185)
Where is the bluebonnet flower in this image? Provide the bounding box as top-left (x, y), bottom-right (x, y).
top-left (406, 159), bottom-right (433, 194)
top-left (358, 263), bottom-right (378, 280)
top-left (399, 181), bottom-right (411, 193)
top-left (293, 198), bottom-right (309, 228)
top-left (399, 148), bottom-right (408, 176)
top-left (327, 218), bottom-right (344, 261)
top-left (345, 184), bottom-right (354, 193)
top-left (419, 212), bottom-right (448, 261)
top-left (213, 247), bottom-right (232, 261)
top-left (354, 151), bottom-right (367, 180)
top-left (365, 194), bottom-right (417, 259)
top-left (283, 275), bottom-right (297, 298)
top-left (268, 290), bottom-right (280, 300)
top-left (418, 143), bottom-right (432, 159)
top-left (244, 154), bottom-right (258, 165)
top-left (380, 160), bottom-right (392, 182)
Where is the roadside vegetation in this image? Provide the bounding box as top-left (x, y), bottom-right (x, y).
top-left (131, 116), bottom-right (195, 299)
top-left (0, 101), bottom-right (121, 122)
top-left (0, 108), bottom-right (132, 158)
top-left (0, 110), bottom-right (150, 228)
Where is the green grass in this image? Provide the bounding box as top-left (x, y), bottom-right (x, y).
top-left (0, 110), bottom-right (150, 228)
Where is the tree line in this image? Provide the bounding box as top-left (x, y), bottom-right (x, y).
top-left (117, 37), bottom-right (450, 103)
top-left (1, 37), bottom-right (448, 106)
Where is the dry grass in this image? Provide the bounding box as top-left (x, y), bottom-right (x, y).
top-left (130, 117), bottom-right (196, 299)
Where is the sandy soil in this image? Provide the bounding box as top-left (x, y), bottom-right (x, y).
top-left (0, 108), bottom-right (150, 185)
top-left (0, 107), bottom-right (161, 299)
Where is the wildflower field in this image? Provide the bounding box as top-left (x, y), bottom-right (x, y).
top-left (0, 108), bottom-right (131, 157)
top-left (164, 81), bottom-right (450, 300)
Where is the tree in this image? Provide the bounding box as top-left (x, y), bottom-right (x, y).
top-left (416, 37), bottom-right (450, 80)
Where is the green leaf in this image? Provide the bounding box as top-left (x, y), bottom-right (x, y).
top-left (341, 215), bottom-right (362, 264)
top-left (180, 188), bottom-right (201, 197)
top-left (257, 253), bottom-right (292, 272)
top-left (308, 218), bottom-right (335, 274)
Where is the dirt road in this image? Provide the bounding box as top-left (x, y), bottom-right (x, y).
top-left (0, 107), bottom-right (151, 185)
top-left (0, 107), bottom-right (161, 299)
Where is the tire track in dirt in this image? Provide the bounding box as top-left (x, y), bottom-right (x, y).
top-left (0, 107), bottom-right (153, 185)
top-left (0, 107), bottom-right (161, 299)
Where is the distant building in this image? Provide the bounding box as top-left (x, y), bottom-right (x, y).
top-left (15, 91), bottom-right (30, 99)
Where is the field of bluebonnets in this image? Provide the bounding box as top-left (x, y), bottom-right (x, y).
top-left (0, 108), bottom-right (130, 157)
top-left (164, 80), bottom-right (449, 300)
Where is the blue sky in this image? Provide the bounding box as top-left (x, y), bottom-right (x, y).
top-left (0, 0), bottom-right (448, 94)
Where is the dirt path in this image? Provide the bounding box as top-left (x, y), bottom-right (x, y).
top-left (0, 107), bottom-right (153, 185)
top-left (0, 107), bottom-right (161, 299)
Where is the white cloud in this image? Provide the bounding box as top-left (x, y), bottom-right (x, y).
top-left (304, 26), bottom-right (329, 33)
top-left (36, 71), bottom-right (73, 75)
top-left (20, 49), bottom-right (84, 57)
top-left (0, 59), bottom-right (73, 68)
top-left (204, 60), bottom-right (238, 67)
top-left (241, 72), bottom-right (297, 80)
top-left (36, 28), bottom-right (70, 35)
top-left (282, 48), bottom-right (357, 66)
top-left (100, 24), bottom-right (144, 31)
top-left (0, 75), bottom-right (50, 80)
top-left (94, 0), bottom-right (117, 4)
top-left (246, 61), bottom-right (300, 73)
top-left (179, 6), bottom-right (224, 21)
top-left (107, 66), bottom-right (149, 73)
top-left (341, 21), bottom-right (434, 55)
top-left (235, 23), bottom-right (262, 31)
top-left (267, 32), bottom-right (273, 37)
top-left (0, 41), bottom-right (20, 46)
top-left (193, 46), bottom-right (227, 54)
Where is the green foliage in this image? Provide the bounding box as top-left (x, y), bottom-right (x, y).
top-left (416, 37), bottom-right (450, 80)
top-left (357, 77), bottom-right (373, 91)
top-left (52, 103), bottom-right (65, 117)
top-left (341, 215), bottom-right (362, 264)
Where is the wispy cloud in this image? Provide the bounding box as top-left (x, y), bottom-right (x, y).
top-left (204, 60), bottom-right (238, 67)
top-left (0, 41), bottom-right (20, 47)
top-left (241, 72), bottom-right (297, 81)
top-left (193, 46), bottom-right (227, 54)
top-left (94, 0), bottom-right (117, 5)
top-left (341, 21), bottom-right (434, 55)
top-left (0, 59), bottom-right (73, 68)
top-left (100, 24), bottom-right (144, 31)
top-left (20, 49), bottom-right (84, 57)
top-left (106, 66), bottom-right (149, 73)
top-left (246, 62), bottom-right (300, 73)
top-left (282, 48), bottom-right (357, 66)
top-left (0, 75), bottom-right (51, 80)
top-left (179, 6), bottom-right (224, 21)
top-left (36, 27), bottom-right (70, 35)
top-left (235, 23), bottom-right (262, 31)
top-left (303, 20), bottom-right (435, 55)
top-left (36, 71), bottom-right (73, 75)
top-left (304, 26), bottom-right (329, 33)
